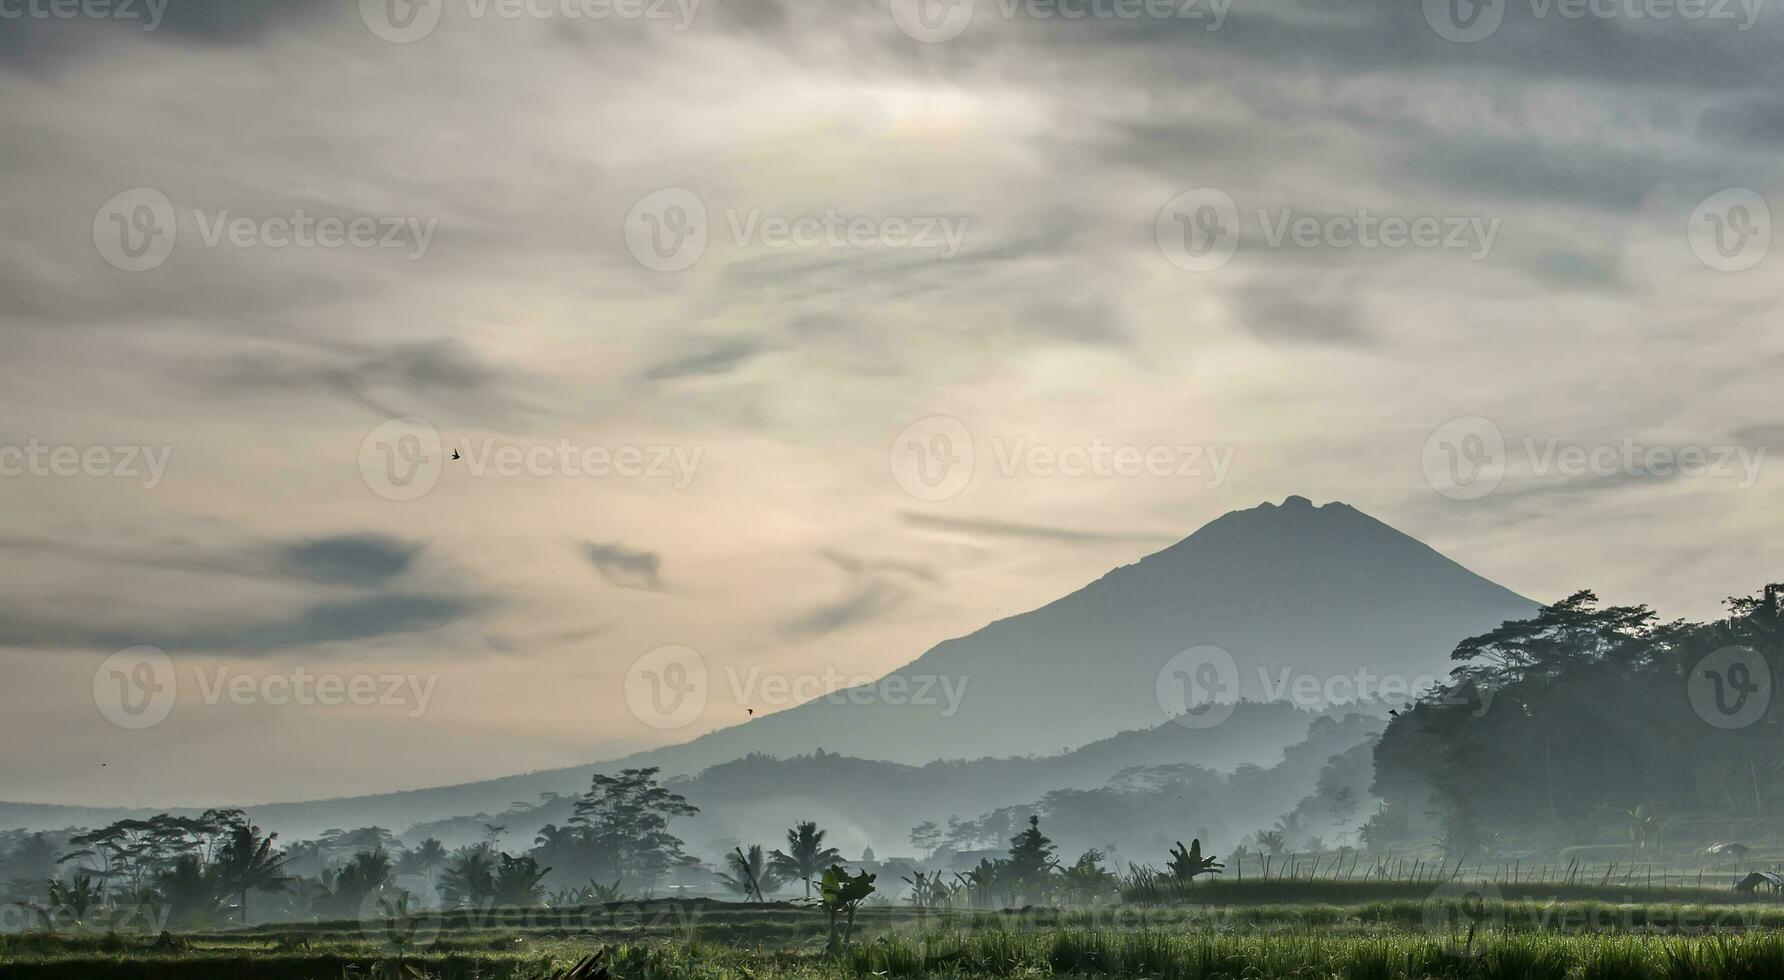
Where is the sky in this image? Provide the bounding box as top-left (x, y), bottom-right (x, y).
top-left (1, 0), bottom-right (1782, 808)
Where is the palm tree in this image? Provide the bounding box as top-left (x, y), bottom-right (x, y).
top-left (440, 848), bottom-right (497, 907)
top-left (215, 822), bottom-right (290, 925)
top-left (330, 849), bottom-right (393, 917)
top-left (718, 845), bottom-right (778, 902)
top-left (395, 838), bottom-right (449, 889)
top-left (769, 821), bottom-right (842, 899)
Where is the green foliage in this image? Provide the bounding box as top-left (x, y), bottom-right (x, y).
top-left (818, 864), bottom-right (876, 952)
top-left (769, 822), bottom-right (841, 900)
top-left (1164, 839), bottom-right (1224, 883)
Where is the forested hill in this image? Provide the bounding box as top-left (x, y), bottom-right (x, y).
top-left (1368, 583), bottom-right (1784, 854)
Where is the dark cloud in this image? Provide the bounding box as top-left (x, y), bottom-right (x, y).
top-left (1235, 287), bottom-right (1369, 346)
top-left (582, 541), bottom-right (663, 591)
top-left (901, 512), bottom-right (1172, 544)
top-left (0, 531), bottom-right (424, 587)
top-left (0, 593), bottom-right (482, 655)
top-left (642, 339), bottom-right (765, 381)
top-left (276, 534), bottom-right (423, 587)
top-left (201, 338), bottom-right (511, 418)
top-left (1697, 97), bottom-right (1784, 149)
top-left (781, 581), bottom-right (906, 639)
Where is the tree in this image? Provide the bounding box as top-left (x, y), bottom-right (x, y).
top-left (819, 865), bottom-right (876, 952)
top-left (569, 768), bottom-right (699, 892)
top-left (440, 848), bottom-right (497, 907)
top-left (718, 845), bottom-right (778, 902)
top-left (769, 821), bottom-right (842, 899)
top-left (492, 853), bottom-right (551, 907)
top-left (909, 821), bottom-right (942, 861)
top-left (1005, 815), bottom-right (1056, 905)
top-left (214, 820), bottom-right (289, 925)
top-left (1254, 830), bottom-right (1286, 856)
top-left (329, 849), bottom-right (392, 917)
top-left (395, 838), bottom-right (449, 885)
top-left (1165, 839), bottom-right (1224, 882)
top-left (1058, 850), bottom-right (1117, 905)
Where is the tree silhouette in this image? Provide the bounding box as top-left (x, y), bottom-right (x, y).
top-left (769, 821), bottom-right (842, 899)
top-left (215, 820), bottom-right (289, 925)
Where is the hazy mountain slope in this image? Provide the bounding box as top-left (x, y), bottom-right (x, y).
top-left (616, 496), bottom-right (1534, 770)
top-left (0, 497), bottom-right (1532, 839)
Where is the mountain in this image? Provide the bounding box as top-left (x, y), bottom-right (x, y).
top-left (621, 496), bottom-right (1535, 771)
top-left (0, 496), bottom-right (1533, 839)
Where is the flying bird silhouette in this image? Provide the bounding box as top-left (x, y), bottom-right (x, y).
top-left (451, 449), bottom-right (461, 460)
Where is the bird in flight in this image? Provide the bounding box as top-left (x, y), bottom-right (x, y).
top-left (451, 449), bottom-right (461, 460)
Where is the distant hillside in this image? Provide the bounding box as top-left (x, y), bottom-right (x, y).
top-left (619, 496), bottom-right (1533, 771)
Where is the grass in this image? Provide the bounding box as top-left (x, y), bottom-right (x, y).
top-left (9, 889), bottom-right (1784, 979)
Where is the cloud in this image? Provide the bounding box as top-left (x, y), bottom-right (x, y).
top-left (201, 338), bottom-right (512, 418)
top-left (582, 542), bottom-right (664, 591)
top-left (781, 582), bottom-right (907, 639)
top-left (0, 593), bottom-right (483, 656)
top-left (642, 338), bottom-right (766, 381)
top-left (0, 531), bottom-right (424, 588)
top-left (900, 513), bottom-right (1174, 545)
top-left (276, 534), bottom-right (423, 587)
